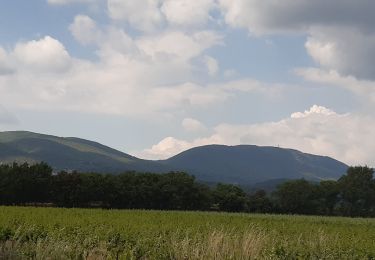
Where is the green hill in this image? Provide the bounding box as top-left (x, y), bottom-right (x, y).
top-left (162, 145), bottom-right (348, 184)
top-left (0, 131), bottom-right (165, 173)
top-left (0, 131), bottom-right (348, 185)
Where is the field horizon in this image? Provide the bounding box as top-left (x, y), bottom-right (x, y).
top-left (0, 206), bottom-right (375, 259)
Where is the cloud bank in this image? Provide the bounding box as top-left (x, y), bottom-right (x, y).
top-left (140, 105), bottom-right (375, 166)
top-left (1, 0), bottom-right (374, 166)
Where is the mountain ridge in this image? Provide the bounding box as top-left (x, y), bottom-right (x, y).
top-left (162, 144), bottom-right (348, 184)
top-left (0, 131), bottom-right (348, 185)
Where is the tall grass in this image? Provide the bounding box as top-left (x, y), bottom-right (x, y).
top-left (170, 228), bottom-right (268, 259)
top-left (0, 206), bottom-right (375, 259)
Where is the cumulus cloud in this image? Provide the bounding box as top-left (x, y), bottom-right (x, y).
top-left (305, 27), bottom-right (375, 80)
top-left (295, 67), bottom-right (375, 103)
top-left (69, 15), bottom-right (100, 45)
top-left (0, 48), bottom-right (14, 75)
top-left (204, 55), bottom-right (219, 76)
top-left (140, 105), bottom-right (375, 166)
top-left (52, 0), bottom-right (375, 82)
top-left (141, 137), bottom-right (192, 159)
top-left (218, 0), bottom-right (375, 35)
top-left (291, 105), bottom-right (336, 118)
top-left (107, 0), bottom-right (217, 31)
top-left (13, 36), bottom-right (71, 73)
top-left (147, 82), bottom-right (229, 110)
top-left (5, 0), bottom-right (374, 168)
top-left (161, 0), bottom-right (215, 27)
top-left (107, 0), bottom-right (164, 31)
top-left (218, 0), bottom-right (375, 81)
top-left (0, 10), bottom-right (226, 115)
top-left (0, 22), bottom-right (275, 118)
top-left (182, 118), bottom-right (207, 132)
top-left (137, 31), bottom-right (223, 62)
top-left (139, 133), bottom-right (224, 159)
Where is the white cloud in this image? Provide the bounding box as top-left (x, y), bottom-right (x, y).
top-left (2, 63), bottom-right (277, 122)
top-left (218, 0), bottom-right (375, 35)
top-left (295, 67), bottom-right (375, 103)
top-left (146, 82), bottom-right (229, 111)
top-left (141, 137), bottom-right (192, 159)
top-left (107, 0), bottom-right (217, 31)
top-left (305, 36), bottom-right (337, 69)
top-left (204, 55), bottom-right (219, 76)
top-left (1, 26), bottom-right (276, 118)
top-left (140, 105), bottom-right (375, 166)
top-left (139, 134), bottom-right (223, 159)
top-left (97, 27), bottom-right (137, 58)
top-left (13, 36), bottom-right (71, 73)
top-left (182, 118), bottom-right (206, 132)
top-left (215, 78), bottom-right (283, 99)
top-left (291, 105), bottom-right (336, 119)
top-left (218, 0), bottom-right (375, 81)
top-left (305, 27), bottom-right (375, 80)
top-left (51, 0), bottom-right (375, 83)
top-left (0, 48), bottom-right (14, 75)
top-left (107, 0), bottom-right (164, 31)
top-left (137, 31), bottom-right (223, 62)
top-left (6, 0), bottom-right (375, 168)
top-left (69, 15), bottom-right (100, 45)
top-left (161, 0), bottom-right (215, 27)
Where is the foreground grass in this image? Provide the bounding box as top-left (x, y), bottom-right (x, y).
top-left (0, 207), bottom-right (375, 259)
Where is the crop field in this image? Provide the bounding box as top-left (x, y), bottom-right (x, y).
top-left (0, 207), bottom-right (375, 259)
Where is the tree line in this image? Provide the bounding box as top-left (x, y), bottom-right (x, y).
top-left (0, 162), bottom-right (374, 217)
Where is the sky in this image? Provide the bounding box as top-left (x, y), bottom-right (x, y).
top-left (0, 0), bottom-right (374, 166)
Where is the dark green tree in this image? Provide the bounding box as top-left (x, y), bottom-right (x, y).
top-left (316, 180), bottom-right (339, 215)
top-left (51, 171), bottom-right (83, 207)
top-left (247, 190), bottom-right (273, 213)
top-left (212, 183), bottom-right (248, 212)
top-left (337, 166), bottom-right (375, 217)
top-left (273, 179), bottom-right (320, 215)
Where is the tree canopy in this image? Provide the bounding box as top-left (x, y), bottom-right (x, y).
top-left (0, 163), bottom-right (374, 217)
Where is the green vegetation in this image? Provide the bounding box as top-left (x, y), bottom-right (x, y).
top-left (0, 161), bottom-right (374, 258)
top-left (0, 131), bottom-right (348, 185)
top-left (0, 131), bottom-right (164, 173)
top-left (1, 163), bottom-right (375, 217)
top-left (0, 207), bottom-right (375, 259)
top-left (163, 144), bottom-right (348, 183)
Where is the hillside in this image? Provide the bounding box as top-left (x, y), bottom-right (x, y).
top-left (0, 131), bottom-right (166, 173)
top-left (162, 145), bottom-right (348, 184)
top-left (0, 131), bottom-right (348, 184)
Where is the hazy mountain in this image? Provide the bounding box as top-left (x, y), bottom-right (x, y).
top-left (0, 131), bottom-right (348, 185)
top-left (162, 145), bottom-right (348, 184)
top-left (0, 131), bottom-right (166, 173)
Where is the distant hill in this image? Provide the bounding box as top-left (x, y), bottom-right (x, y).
top-left (162, 145), bottom-right (348, 184)
top-left (0, 131), bottom-right (166, 173)
top-left (0, 131), bottom-right (348, 185)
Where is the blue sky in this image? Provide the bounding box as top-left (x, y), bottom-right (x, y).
top-left (0, 0), bottom-right (374, 166)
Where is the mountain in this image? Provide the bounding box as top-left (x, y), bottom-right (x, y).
top-left (0, 131), bottom-right (348, 185)
top-left (0, 131), bottom-right (166, 173)
top-left (162, 145), bottom-right (348, 184)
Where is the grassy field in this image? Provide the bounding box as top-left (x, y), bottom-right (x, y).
top-left (0, 207), bottom-right (375, 259)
